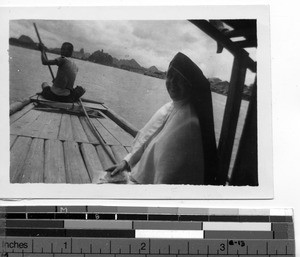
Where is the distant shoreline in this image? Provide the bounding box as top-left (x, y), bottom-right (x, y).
top-left (9, 41), bottom-right (252, 101)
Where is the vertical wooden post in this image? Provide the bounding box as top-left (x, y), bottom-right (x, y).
top-left (230, 80), bottom-right (258, 186)
top-left (217, 51), bottom-right (248, 184)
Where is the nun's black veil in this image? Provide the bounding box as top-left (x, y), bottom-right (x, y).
top-left (169, 52), bottom-right (219, 185)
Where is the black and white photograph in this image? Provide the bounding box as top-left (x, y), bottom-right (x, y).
top-left (1, 6), bottom-right (272, 198)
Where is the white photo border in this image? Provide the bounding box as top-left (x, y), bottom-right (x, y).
top-left (0, 5), bottom-right (273, 199)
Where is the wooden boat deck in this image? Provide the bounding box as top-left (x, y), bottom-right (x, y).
top-left (10, 97), bottom-right (135, 184)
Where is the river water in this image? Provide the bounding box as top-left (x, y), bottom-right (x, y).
top-left (9, 46), bottom-right (172, 129)
top-left (9, 45), bottom-right (248, 150)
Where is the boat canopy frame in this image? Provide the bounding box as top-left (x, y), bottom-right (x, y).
top-left (189, 19), bottom-right (258, 186)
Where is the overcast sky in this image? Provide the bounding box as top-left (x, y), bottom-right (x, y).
top-left (10, 19), bottom-right (256, 84)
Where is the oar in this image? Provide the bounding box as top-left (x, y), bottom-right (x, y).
top-left (79, 98), bottom-right (117, 166)
top-left (33, 22), bottom-right (116, 166)
top-left (33, 22), bottom-right (55, 81)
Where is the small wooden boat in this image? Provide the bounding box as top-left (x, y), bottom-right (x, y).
top-left (9, 19), bottom-right (259, 186)
top-left (10, 96), bottom-right (137, 183)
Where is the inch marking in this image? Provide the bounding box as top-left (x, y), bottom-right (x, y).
top-left (71, 237), bottom-right (73, 254)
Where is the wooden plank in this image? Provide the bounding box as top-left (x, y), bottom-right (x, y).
top-left (81, 143), bottom-right (106, 182)
top-left (21, 138), bottom-right (44, 183)
top-left (19, 111), bottom-right (51, 138)
top-left (96, 144), bottom-right (115, 170)
top-left (79, 116), bottom-right (99, 144)
top-left (44, 139), bottom-right (66, 183)
top-left (58, 114), bottom-right (74, 141)
top-left (39, 112), bottom-right (62, 140)
top-left (70, 115), bottom-right (89, 143)
top-left (10, 135), bottom-right (18, 149)
top-left (98, 117), bottom-right (134, 147)
top-left (10, 103), bottom-right (35, 124)
top-left (82, 102), bottom-right (106, 111)
top-left (10, 136), bottom-right (32, 183)
top-left (110, 145), bottom-right (128, 163)
top-left (91, 118), bottom-right (121, 145)
top-left (10, 109), bottom-right (42, 135)
top-left (63, 141), bottom-right (91, 183)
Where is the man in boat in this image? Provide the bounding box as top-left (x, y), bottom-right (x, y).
top-left (105, 52), bottom-right (219, 185)
top-left (39, 42), bottom-right (85, 102)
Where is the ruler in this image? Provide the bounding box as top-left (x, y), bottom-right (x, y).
top-left (0, 206), bottom-right (295, 256)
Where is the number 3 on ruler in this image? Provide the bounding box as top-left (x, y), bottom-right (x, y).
top-left (220, 243), bottom-right (226, 251)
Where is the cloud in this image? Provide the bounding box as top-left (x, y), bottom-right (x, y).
top-left (9, 19), bottom-right (256, 84)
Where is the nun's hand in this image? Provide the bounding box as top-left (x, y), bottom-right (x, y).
top-left (106, 160), bottom-right (129, 176)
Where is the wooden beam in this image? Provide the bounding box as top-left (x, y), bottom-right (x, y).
top-left (189, 20), bottom-right (256, 73)
top-left (217, 52), bottom-right (248, 184)
top-left (230, 81), bottom-right (258, 186)
top-left (234, 39), bottom-right (257, 48)
top-left (225, 28), bottom-right (256, 39)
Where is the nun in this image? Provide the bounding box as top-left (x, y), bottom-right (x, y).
top-left (106, 52), bottom-right (219, 185)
